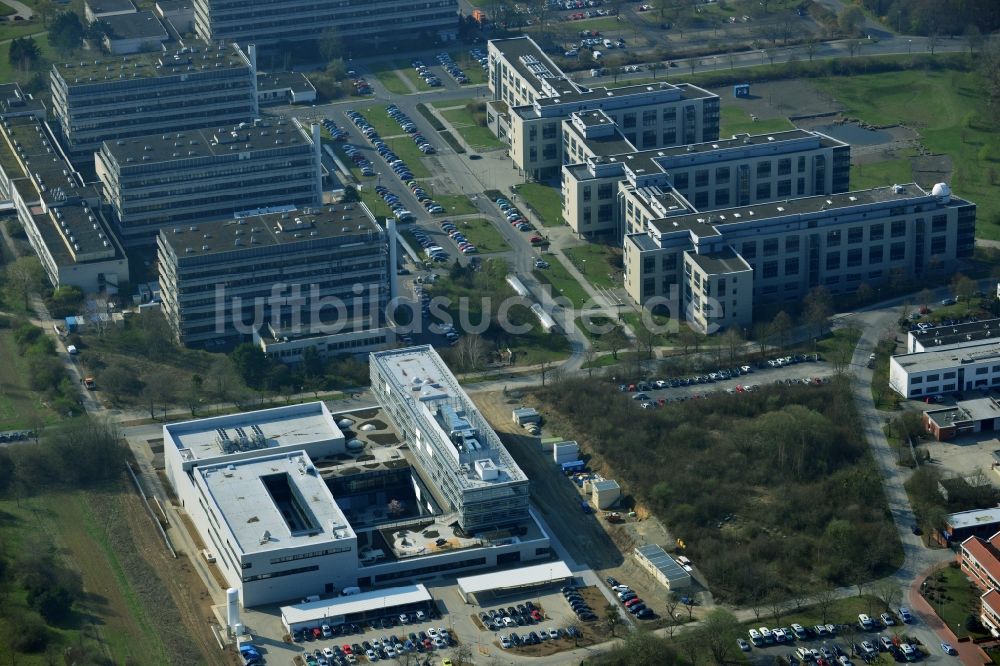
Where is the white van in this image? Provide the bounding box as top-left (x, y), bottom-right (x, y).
top-left (341, 586), bottom-right (361, 596)
top-left (603, 38), bottom-right (614, 48)
top-left (592, 50), bottom-right (603, 60)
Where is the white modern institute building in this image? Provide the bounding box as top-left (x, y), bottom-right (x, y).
top-left (165, 348), bottom-right (552, 608)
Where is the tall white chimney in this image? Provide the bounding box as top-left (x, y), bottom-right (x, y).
top-left (226, 587), bottom-right (240, 632)
top-left (387, 218), bottom-right (399, 304)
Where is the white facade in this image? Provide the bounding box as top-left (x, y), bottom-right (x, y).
top-left (889, 340), bottom-right (1000, 399)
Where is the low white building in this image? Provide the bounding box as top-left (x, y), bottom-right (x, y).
top-left (889, 340), bottom-right (1000, 399)
top-left (634, 544), bottom-right (691, 591)
top-left (591, 479), bottom-right (621, 509)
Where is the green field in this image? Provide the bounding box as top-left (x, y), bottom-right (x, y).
top-left (396, 62), bottom-right (437, 92)
top-left (922, 565), bottom-right (991, 640)
top-left (0, 32), bottom-right (54, 86)
top-left (439, 107), bottom-right (504, 151)
top-left (448, 218), bottom-right (509, 253)
top-left (0, 488), bottom-right (173, 665)
top-left (850, 156), bottom-right (916, 191)
top-left (0, 327), bottom-right (62, 430)
top-left (513, 183), bottom-right (565, 228)
top-left (376, 135), bottom-right (432, 179)
top-left (432, 193), bottom-right (478, 215)
top-left (720, 105), bottom-right (796, 136)
top-left (563, 244), bottom-right (622, 290)
top-left (532, 255), bottom-right (593, 310)
top-left (348, 105), bottom-right (405, 140)
top-left (370, 62), bottom-right (411, 96)
top-left (448, 51), bottom-right (487, 85)
top-left (813, 68), bottom-right (1000, 239)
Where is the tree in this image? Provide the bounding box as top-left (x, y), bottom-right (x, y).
top-left (101, 361), bottom-right (141, 404)
top-left (602, 325), bottom-right (629, 360)
top-left (873, 579), bottom-right (901, 611)
top-left (8, 37), bottom-right (41, 71)
top-left (951, 272), bottom-right (976, 303)
top-left (48, 12), bottom-right (85, 54)
top-left (815, 588), bottom-right (837, 624)
top-left (702, 609), bottom-right (740, 665)
top-left (34, 0), bottom-right (57, 25)
top-left (583, 345), bottom-right (597, 378)
top-left (318, 26), bottom-right (343, 62)
top-left (804, 286), bottom-right (833, 337)
top-left (231, 343), bottom-right (269, 389)
top-left (649, 61), bottom-right (665, 79)
top-left (964, 24), bottom-right (983, 55)
top-left (846, 39), bottom-right (862, 57)
top-left (722, 327), bottom-right (743, 363)
top-left (855, 282), bottom-right (875, 306)
top-left (838, 5), bottom-right (865, 35)
top-left (604, 603), bottom-right (622, 637)
top-left (5, 256), bottom-right (44, 310)
top-left (663, 591), bottom-right (681, 637)
top-left (141, 372), bottom-right (176, 419)
top-left (805, 38), bottom-right (819, 61)
top-left (771, 310), bottom-right (793, 350)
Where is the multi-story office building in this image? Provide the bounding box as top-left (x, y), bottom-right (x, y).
top-left (623, 182), bottom-right (976, 331)
top-left (486, 36), bottom-right (719, 180)
top-left (561, 124), bottom-right (850, 236)
top-left (192, 0), bottom-right (458, 48)
top-left (0, 104), bottom-right (129, 293)
top-left (97, 117), bottom-right (322, 243)
top-left (50, 41), bottom-right (257, 161)
top-left (907, 318), bottom-right (1000, 353)
top-left (157, 202), bottom-right (393, 351)
top-left (371, 346), bottom-right (531, 532)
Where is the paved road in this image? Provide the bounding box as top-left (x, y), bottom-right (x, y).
top-left (0, 0), bottom-right (33, 19)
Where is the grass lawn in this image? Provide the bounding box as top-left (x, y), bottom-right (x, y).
top-left (816, 326), bottom-right (862, 359)
top-left (376, 135), bottom-right (432, 178)
top-left (448, 51), bottom-right (487, 85)
top-left (513, 182), bottom-right (564, 228)
top-left (431, 97), bottom-right (476, 111)
top-left (621, 310), bottom-right (676, 347)
top-left (0, 33), bottom-right (54, 86)
top-left (449, 218), bottom-right (510, 253)
top-left (396, 62), bottom-right (436, 92)
top-left (922, 565), bottom-right (991, 640)
top-left (720, 105), bottom-right (795, 137)
top-left (439, 107), bottom-right (504, 150)
top-left (813, 68), bottom-right (1000, 240)
top-left (432, 193), bottom-right (478, 216)
top-left (370, 62), bottom-right (412, 96)
top-left (532, 257), bottom-right (592, 310)
top-left (850, 156), bottom-right (916, 191)
top-left (0, 488), bottom-right (171, 665)
top-left (0, 327), bottom-right (63, 430)
top-left (348, 105), bottom-right (405, 140)
top-left (563, 244), bottom-right (622, 290)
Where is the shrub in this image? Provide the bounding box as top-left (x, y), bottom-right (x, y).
top-left (8, 615), bottom-right (48, 653)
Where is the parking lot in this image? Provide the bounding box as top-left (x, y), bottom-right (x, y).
top-left (742, 607), bottom-right (946, 665)
top-left (615, 354), bottom-right (833, 408)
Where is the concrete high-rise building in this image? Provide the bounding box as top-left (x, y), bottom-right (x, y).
top-left (623, 183), bottom-right (976, 331)
top-left (486, 36), bottom-right (719, 180)
top-left (157, 202), bottom-right (392, 351)
top-left (193, 0), bottom-right (458, 48)
top-left (50, 41), bottom-right (257, 162)
top-left (561, 125), bottom-right (850, 237)
top-left (96, 117), bottom-right (321, 244)
top-left (0, 95), bottom-right (129, 293)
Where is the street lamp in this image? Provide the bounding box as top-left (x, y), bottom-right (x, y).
top-left (907, 39), bottom-right (912, 54)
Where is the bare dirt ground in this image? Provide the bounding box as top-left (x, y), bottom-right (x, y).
top-left (117, 486), bottom-right (232, 665)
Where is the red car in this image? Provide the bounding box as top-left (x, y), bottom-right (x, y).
top-left (625, 598), bottom-right (643, 608)
top-left (530, 609), bottom-right (542, 621)
top-left (342, 645), bottom-right (352, 654)
top-left (311, 627), bottom-right (322, 639)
